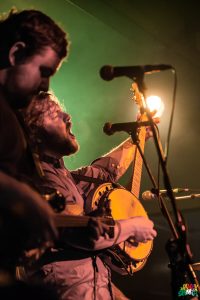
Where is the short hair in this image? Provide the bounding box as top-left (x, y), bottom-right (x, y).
top-left (21, 92), bottom-right (64, 147)
top-left (0, 8), bottom-right (68, 64)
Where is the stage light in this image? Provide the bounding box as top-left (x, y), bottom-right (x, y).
top-left (146, 95), bottom-right (164, 117)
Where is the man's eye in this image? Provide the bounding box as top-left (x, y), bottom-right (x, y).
top-left (57, 111), bottom-right (70, 123)
top-left (57, 111), bottom-right (63, 118)
top-left (40, 67), bottom-right (53, 78)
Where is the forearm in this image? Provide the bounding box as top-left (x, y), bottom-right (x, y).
top-left (101, 138), bottom-right (136, 180)
top-left (92, 219), bottom-right (136, 250)
top-left (93, 216), bottom-right (157, 250)
top-left (60, 220), bottom-right (129, 251)
top-left (63, 216), bottom-right (156, 251)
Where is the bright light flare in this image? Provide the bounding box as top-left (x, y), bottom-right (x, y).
top-left (146, 95), bottom-right (164, 118)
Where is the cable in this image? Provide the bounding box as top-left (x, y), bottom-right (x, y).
top-left (164, 69), bottom-right (177, 163)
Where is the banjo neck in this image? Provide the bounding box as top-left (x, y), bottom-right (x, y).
top-left (54, 214), bottom-right (114, 228)
top-left (131, 83), bottom-right (147, 198)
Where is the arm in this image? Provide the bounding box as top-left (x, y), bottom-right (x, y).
top-left (72, 128), bottom-right (157, 195)
top-left (93, 216), bottom-right (157, 250)
top-left (64, 215), bottom-right (157, 251)
top-left (99, 137), bottom-right (136, 181)
top-left (72, 138), bottom-right (136, 194)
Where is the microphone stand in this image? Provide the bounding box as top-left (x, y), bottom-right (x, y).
top-left (132, 74), bottom-right (200, 299)
top-left (175, 194), bottom-right (200, 200)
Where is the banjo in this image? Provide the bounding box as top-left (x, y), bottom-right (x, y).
top-left (90, 82), bottom-right (153, 275)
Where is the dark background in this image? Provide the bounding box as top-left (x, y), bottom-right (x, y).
top-left (1, 1), bottom-right (200, 298)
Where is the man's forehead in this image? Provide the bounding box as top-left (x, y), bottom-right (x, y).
top-left (28, 46), bottom-right (62, 67)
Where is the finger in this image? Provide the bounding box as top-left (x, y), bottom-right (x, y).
top-left (94, 218), bottom-right (105, 236)
top-left (88, 218), bottom-right (110, 240)
top-left (101, 223), bottom-right (110, 236)
top-left (152, 229), bottom-right (157, 237)
top-left (87, 218), bottom-right (101, 240)
top-left (152, 117), bottom-right (160, 124)
top-left (150, 109), bottom-right (157, 117)
top-left (91, 218), bottom-right (110, 236)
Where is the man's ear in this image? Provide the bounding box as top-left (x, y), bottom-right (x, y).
top-left (9, 42), bottom-right (27, 66)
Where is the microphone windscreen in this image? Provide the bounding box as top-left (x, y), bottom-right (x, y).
top-left (103, 122), bottom-right (113, 135)
top-left (100, 65), bottom-right (114, 81)
top-left (142, 191), bottom-right (154, 201)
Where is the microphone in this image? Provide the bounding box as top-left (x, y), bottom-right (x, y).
top-left (142, 191), bottom-right (157, 201)
top-left (100, 64), bottom-right (173, 81)
top-left (103, 121), bottom-right (150, 135)
top-left (142, 188), bottom-right (190, 201)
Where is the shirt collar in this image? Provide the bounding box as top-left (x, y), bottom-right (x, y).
top-left (39, 153), bottom-right (63, 168)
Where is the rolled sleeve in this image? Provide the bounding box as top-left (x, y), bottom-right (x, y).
top-left (72, 138), bottom-right (136, 195)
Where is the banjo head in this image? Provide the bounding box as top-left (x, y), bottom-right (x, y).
top-left (92, 184), bottom-right (153, 264)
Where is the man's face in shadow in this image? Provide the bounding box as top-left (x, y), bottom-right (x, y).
top-left (4, 46), bottom-right (62, 109)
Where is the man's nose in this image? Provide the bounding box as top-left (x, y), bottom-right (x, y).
top-left (39, 78), bottom-right (50, 92)
top-left (63, 113), bottom-right (71, 124)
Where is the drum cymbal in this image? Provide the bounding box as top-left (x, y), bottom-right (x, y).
top-left (192, 262), bottom-right (200, 270)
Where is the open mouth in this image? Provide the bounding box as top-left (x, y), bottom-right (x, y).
top-left (66, 121), bottom-right (75, 138)
top-left (69, 130), bottom-right (75, 138)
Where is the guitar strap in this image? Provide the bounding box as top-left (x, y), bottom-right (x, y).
top-left (72, 173), bottom-right (108, 185)
top-left (72, 174), bottom-right (110, 214)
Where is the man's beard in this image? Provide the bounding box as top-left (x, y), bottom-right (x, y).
top-left (45, 137), bottom-right (79, 157)
top-left (5, 90), bottom-right (33, 109)
top-left (65, 139), bottom-right (79, 156)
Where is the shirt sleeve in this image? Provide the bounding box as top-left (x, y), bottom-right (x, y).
top-left (71, 138), bottom-right (136, 195)
top-left (93, 137), bottom-right (136, 181)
